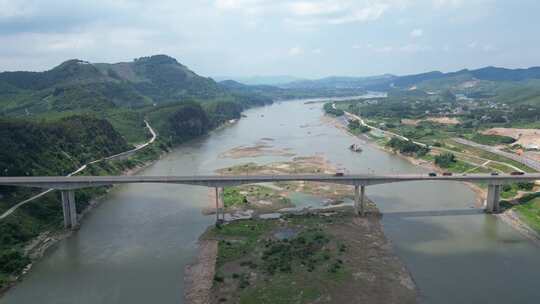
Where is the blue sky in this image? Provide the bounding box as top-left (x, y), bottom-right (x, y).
top-left (0, 0), bottom-right (539, 78)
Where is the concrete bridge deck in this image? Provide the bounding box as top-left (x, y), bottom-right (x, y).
top-left (2, 173), bottom-right (539, 229)
top-left (1, 173), bottom-right (539, 189)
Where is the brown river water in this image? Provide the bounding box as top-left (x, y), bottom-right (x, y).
top-left (2, 98), bottom-right (540, 304)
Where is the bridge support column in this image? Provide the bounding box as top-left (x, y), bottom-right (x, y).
top-left (360, 185), bottom-right (366, 216)
top-left (354, 185), bottom-right (366, 216)
top-left (215, 187), bottom-right (225, 225)
top-left (486, 184), bottom-right (501, 213)
top-left (60, 190), bottom-right (77, 229)
top-left (354, 185), bottom-right (359, 215)
top-left (220, 187), bottom-right (225, 222)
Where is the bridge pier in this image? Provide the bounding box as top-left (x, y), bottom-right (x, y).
top-left (215, 187), bottom-right (225, 225)
top-left (60, 190), bottom-right (77, 229)
top-left (486, 184), bottom-right (501, 213)
top-left (354, 185), bottom-right (366, 216)
top-left (360, 185), bottom-right (366, 216)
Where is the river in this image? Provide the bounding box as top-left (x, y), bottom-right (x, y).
top-left (2, 99), bottom-right (540, 303)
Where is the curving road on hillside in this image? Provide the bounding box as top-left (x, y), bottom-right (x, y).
top-left (0, 120), bottom-right (157, 220)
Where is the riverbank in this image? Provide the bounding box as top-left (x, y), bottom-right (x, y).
top-left (0, 147), bottom-right (168, 296)
top-left (193, 210), bottom-right (417, 304)
top-left (324, 113), bottom-right (540, 244)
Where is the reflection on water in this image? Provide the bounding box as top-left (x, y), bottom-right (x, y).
top-left (3, 100), bottom-right (540, 304)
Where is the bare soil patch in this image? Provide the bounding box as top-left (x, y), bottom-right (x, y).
top-left (482, 128), bottom-right (540, 147)
top-left (400, 117), bottom-right (460, 126)
top-left (401, 119), bottom-right (420, 126)
top-left (185, 240), bottom-right (218, 304)
top-left (425, 117), bottom-right (460, 125)
top-left (219, 143), bottom-right (295, 159)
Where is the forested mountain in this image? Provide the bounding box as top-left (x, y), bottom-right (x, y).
top-left (0, 55), bottom-right (276, 283)
top-left (0, 116), bottom-right (130, 178)
top-left (95, 55), bottom-right (226, 103)
top-left (0, 55), bottom-right (271, 118)
top-left (279, 75), bottom-right (396, 90)
top-left (267, 66), bottom-right (540, 93)
top-left (213, 75), bottom-right (304, 85)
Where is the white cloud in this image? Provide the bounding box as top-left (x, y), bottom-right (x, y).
top-left (410, 28), bottom-right (423, 38)
top-left (433, 0), bottom-right (465, 7)
top-left (398, 43), bottom-right (432, 52)
top-left (288, 1), bottom-right (344, 16)
top-left (214, 0), bottom-right (410, 26)
top-left (0, 0), bottom-right (34, 18)
top-left (482, 44), bottom-right (496, 52)
top-left (288, 46), bottom-right (304, 56)
top-left (364, 43), bottom-right (432, 53)
top-left (312, 48), bottom-right (322, 54)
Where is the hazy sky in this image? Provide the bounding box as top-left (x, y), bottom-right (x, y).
top-left (1, 0), bottom-right (539, 78)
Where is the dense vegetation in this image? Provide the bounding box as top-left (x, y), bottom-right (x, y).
top-left (386, 137), bottom-right (429, 157)
top-left (434, 153), bottom-right (457, 168)
top-left (0, 116), bottom-right (134, 283)
top-left (0, 55), bottom-right (275, 289)
top-left (261, 228), bottom-right (331, 275)
top-left (347, 119), bottom-right (370, 133)
top-left (209, 214), bottom-right (355, 303)
top-left (0, 115), bottom-right (130, 178)
top-left (0, 55), bottom-right (272, 119)
top-left (323, 102), bottom-right (344, 116)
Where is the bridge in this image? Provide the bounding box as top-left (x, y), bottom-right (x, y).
top-left (2, 173), bottom-right (539, 229)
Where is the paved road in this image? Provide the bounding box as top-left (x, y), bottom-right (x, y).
top-left (0, 121), bottom-right (157, 220)
top-left (453, 138), bottom-right (540, 172)
top-left (334, 104), bottom-right (527, 172)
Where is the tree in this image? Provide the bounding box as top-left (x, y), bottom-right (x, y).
top-left (348, 119), bottom-right (360, 129)
top-left (435, 153), bottom-right (456, 168)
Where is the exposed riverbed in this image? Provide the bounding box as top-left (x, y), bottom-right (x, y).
top-left (2, 99), bottom-right (540, 304)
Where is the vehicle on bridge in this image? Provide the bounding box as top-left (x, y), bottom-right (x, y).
top-left (511, 171), bottom-right (525, 176)
top-left (442, 172), bottom-right (452, 176)
top-left (428, 172), bottom-right (437, 177)
top-left (334, 172), bottom-right (344, 177)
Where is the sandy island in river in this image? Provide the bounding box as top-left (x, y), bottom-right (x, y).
top-left (186, 139), bottom-right (417, 304)
top-left (200, 155), bottom-right (375, 216)
top-left (219, 140), bottom-right (296, 159)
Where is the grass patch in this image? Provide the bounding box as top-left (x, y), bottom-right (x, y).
top-left (513, 193), bottom-right (540, 233)
top-left (467, 133), bottom-right (516, 146)
top-left (238, 273), bottom-right (321, 304)
top-left (209, 214), bottom-right (353, 304)
top-left (209, 220), bottom-right (274, 265)
top-left (446, 140), bottom-right (536, 172)
top-left (223, 187), bottom-right (248, 208)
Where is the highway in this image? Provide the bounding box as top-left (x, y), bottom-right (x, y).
top-left (334, 103), bottom-right (530, 172)
top-left (453, 137), bottom-right (540, 171)
top-left (1, 173), bottom-right (540, 190)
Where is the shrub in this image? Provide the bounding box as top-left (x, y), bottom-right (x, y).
top-left (323, 103), bottom-right (344, 116)
top-left (435, 153), bottom-right (456, 168)
top-left (0, 249), bottom-right (30, 275)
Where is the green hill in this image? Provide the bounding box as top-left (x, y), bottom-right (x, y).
top-left (0, 55), bottom-right (275, 284)
top-left (0, 55), bottom-right (271, 119)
